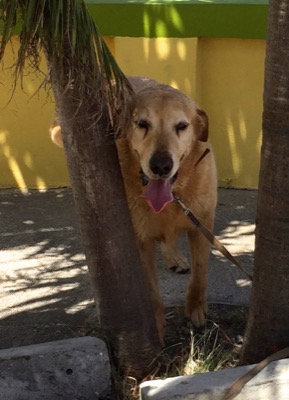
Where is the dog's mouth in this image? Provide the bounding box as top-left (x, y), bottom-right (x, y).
top-left (140, 171), bottom-right (178, 213)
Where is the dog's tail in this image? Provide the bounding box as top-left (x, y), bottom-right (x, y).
top-left (50, 122), bottom-right (63, 148)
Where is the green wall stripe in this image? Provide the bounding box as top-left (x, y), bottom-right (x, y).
top-left (87, 2), bottom-right (268, 39)
top-left (0, 2), bottom-right (268, 39)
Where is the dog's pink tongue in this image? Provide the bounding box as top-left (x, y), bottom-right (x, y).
top-left (141, 179), bottom-right (174, 213)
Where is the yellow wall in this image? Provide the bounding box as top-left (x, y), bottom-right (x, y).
top-left (0, 36), bottom-right (265, 190)
top-left (0, 37), bottom-right (68, 191)
top-left (197, 38), bottom-right (265, 188)
top-left (115, 37), bottom-right (199, 99)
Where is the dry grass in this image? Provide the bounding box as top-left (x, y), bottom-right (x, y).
top-left (114, 304), bottom-right (247, 400)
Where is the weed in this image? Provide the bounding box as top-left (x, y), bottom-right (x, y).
top-left (184, 321), bottom-right (237, 375)
top-left (96, 304), bottom-right (247, 399)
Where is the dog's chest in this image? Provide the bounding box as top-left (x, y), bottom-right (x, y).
top-left (131, 199), bottom-right (190, 242)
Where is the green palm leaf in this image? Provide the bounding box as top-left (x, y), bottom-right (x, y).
top-left (0, 0), bottom-right (132, 133)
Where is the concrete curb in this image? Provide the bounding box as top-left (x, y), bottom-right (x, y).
top-left (0, 337), bottom-right (111, 400)
top-left (140, 359), bottom-right (289, 400)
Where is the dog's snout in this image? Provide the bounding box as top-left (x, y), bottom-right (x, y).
top-left (150, 151), bottom-right (173, 177)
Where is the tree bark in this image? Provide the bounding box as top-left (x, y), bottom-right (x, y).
top-left (241, 0), bottom-right (289, 363)
top-left (46, 50), bottom-right (162, 379)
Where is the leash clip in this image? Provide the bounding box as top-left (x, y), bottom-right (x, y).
top-left (174, 196), bottom-right (187, 212)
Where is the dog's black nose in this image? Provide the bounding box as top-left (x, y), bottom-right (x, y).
top-left (150, 151), bottom-right (173, 176)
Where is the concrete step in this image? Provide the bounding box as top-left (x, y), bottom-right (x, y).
top-left (140, 359), bottom-right (289, 400)
top-left (0, 336), bottom-right (111, 400)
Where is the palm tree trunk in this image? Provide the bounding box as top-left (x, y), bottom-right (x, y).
top-left (49, 63), bottom-right (162, 378)
top-left (241, 0), bottom-right (289, 363)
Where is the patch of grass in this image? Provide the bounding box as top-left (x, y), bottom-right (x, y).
top-left (99, 304), bottom-right (248, 399)
top-left (183, 321), bottom-right (237, 375)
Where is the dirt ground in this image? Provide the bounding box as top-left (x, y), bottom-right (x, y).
top-left (0, 188), bottom-right (257, 350)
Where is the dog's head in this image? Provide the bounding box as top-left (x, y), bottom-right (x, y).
top-left (127, 85), bottom-right (209, 212)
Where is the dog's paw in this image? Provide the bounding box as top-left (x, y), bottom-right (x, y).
top-left (165, 254), bottom-right (190, 274)
top-left (185, 300), bottom-right (208, 328)
top-left (169, 258), bottom-right (190, 274)
top-left (160, 243), bottom-right (190, 274)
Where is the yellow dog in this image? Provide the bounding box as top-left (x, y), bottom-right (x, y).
top-left (51, 76), bottom-right (217, 344)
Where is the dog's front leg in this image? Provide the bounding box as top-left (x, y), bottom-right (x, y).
top-left (137, 239), bottom-right (165, 346)
top-left (185, 228), bottom-right (212, 327)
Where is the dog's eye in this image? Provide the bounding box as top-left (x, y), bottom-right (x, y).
top-left (134, 119), bottom-right (151, 137)
top-left (135, 119), bottom-right (150, 131)
top-left (176, 122), bottom-right (189, 134)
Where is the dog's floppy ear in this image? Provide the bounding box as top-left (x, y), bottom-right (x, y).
top-left (50, 124), bottom-right (64, 148)
top-left (117, 90), bottom-right (137, 137)
top-left (195, 108), bottom-right (209, 142)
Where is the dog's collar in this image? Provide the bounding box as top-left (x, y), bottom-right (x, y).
top-left (139, 171), bottom-right (178, 187)
top-left (195, 148), bottom-right (210, 166)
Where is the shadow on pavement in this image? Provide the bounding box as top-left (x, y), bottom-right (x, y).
top-left (0, 188), bottom-right (257, 349)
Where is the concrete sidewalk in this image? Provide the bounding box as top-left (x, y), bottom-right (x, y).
top-left (0, 188), bottom-right (257, 350)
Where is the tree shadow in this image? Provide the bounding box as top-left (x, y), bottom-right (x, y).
top-left (0, 188), bottom-right (95, 349)
top-left (0, 187), bottom-right (257, 350)
top-left (207, 188), bottom-right (256, 305)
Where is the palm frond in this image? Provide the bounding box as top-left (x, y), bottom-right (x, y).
top-left (0, 0), bottom-right (132, 133)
